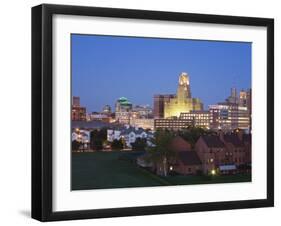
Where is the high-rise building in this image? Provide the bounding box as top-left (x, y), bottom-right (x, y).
top-left (154, 110), bottom-right (209, 130)
top-left (153, 94), bottom-right (175, 118)
top-left (180, 110), bottom-right (210, 129)
top-left (226, 87), bottom-right (238, 104)
top-left (71, 96), bottom-right (86, 121)
top-left (115, 97), bottom-right (133, 124)
top-left (226, 88), bottom-right (251, 108)
top-left (72, 106), bottom-right (86, 121)
top-left (164, 72), bottom-right (203, 118)
top-left (209, 88), bottom-right (251, 131)
top-left (115, 97), bottom-right (132, 112)
top-left (132, 105), bottom-right (153, 119)
top-left (239, 89), bottom-right (247, 107)
top-left (246, 89), bottom-right (252, 132)
top-left (72, 96), bottom-right (80, 107)
top-left (209, 103), bottom-right (249, 131)
top-left (239, 89), bottom-right (251, 115)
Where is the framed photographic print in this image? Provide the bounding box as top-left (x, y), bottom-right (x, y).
top-left (32, 4), bottom-right (274, 221)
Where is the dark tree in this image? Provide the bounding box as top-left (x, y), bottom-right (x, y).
top-left (91, 139), bottom-right (103, 150)
top-left (90, 128), bottom-right (108, 151)
top-left (131, 138), bottom-right (147, 151)
top-left (72, 140), bottom-right (81, 151)
top-left (178, 126), bottom-right (213, 147)
top-left (90, 128), bottom-right (107, 141)
top-left (146, 129), bottom-right (176, 176)
top-left (111, 139), bottom-right (124, 150)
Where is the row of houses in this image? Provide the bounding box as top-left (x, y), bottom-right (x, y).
top-left (107, 125), bottom-right (154, 148)
top-left (138, 132), bottom-right (251, 176)
top-left (72, 124), bottom-right (154, 150)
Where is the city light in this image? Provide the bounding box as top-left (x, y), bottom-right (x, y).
top-left (69, 36), bottom-right (252, 191)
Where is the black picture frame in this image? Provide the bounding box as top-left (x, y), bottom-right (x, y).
top-left (32, 3), bottom-right (274, 222)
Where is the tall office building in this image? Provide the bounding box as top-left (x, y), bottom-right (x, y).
top-left (211, 88), bottom-right (251, 131)
top-left (115, 97), bottom-right (133, 124)
top-left (164, 72), bottom-right (203, 118)
top-left (180, 111), bottom-right (210, 128)
top-left (132, 105), bottom-right (153, 119)
top-left (72, 96), bottom-right (80, 107)
top-left (153, 94), bottom-right (175, 118)
top-left (242, 89), bottom-right (252, 131)
top-left (71, 96), bottom-right (86, 121)
top-left (209, 103), bottom-right (249, 131)
top-left (239, 89), bottom-right (247, 107)
top-left (154, 110), bottom-right (209, 130)
top-left (239, 89), bottom-right (251, 113)
top-left (226, 87), bottom-right (238, 104)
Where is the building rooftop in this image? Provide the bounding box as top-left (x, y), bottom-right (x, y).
top-left (178, 151), bottom-right (202, 165)
top-left (223, 134), bottom-right (244, 147)
top-left (117, 97), bottom-right (132, 105)
top-left (201, 135), bottom-right (225, 148)
top-left (169, 136), bottom-right (191, 152)
top-left (119, 126), bottom-right (152, 136)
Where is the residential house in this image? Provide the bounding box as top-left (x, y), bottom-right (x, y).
top-left (107, 126), bottom-right (153, 148)
top-left (241, 133), bottom-right (252, 165)
top-left (195, 135), bottom-right (226, 175)
top-left (139, 136), bottom-right (202, 176)
top-left (222, 134), bottom-right (246, 167)
top-left (72, 129), bottom-right (90, 150)
top-left (195, 132), bottom-right (251, 175)
top-left (172, 151), bottom-right (202, 175)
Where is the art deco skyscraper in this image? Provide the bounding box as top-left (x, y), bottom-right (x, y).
top-left (164, 72), bottom-right (203, 118)
top-left (177, 72), bottom-right (191, 100)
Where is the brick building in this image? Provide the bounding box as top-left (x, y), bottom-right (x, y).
top-left (195, 135), bottom-right (226, 175)
top-left (71, 96), bottom-right (86, 121)
top-left (72, 106), bottom-right (86, 121)
top-left (195, 133), bottom-right (251, 175)
top-left (166, 136), bottom-right (201, 175)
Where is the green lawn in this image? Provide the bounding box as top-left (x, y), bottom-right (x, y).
top-left (72, 151), bottom-right (251, 190)
top-left (72, 151), bottom-right (169, 190)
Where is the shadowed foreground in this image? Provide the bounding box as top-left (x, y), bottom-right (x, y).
top-left (71, 151), bottom-right (251, 190)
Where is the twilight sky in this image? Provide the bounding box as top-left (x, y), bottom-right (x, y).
top-left (71, 34), bottom-right (251, 112)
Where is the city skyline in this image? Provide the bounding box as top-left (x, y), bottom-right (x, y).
top-left (72, 34), bottom-right (251, 112)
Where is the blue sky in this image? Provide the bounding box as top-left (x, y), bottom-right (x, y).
top-left (72, 34), bottom-right (251, 112)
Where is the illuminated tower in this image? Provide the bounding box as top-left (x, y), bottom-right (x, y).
top-left (164, 72), bottom-right (203, 118)
top-left (177, 72), bottom-right (191, 100)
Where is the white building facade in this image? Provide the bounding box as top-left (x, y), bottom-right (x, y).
top-left (107, 126), bottom-right (153, 148)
